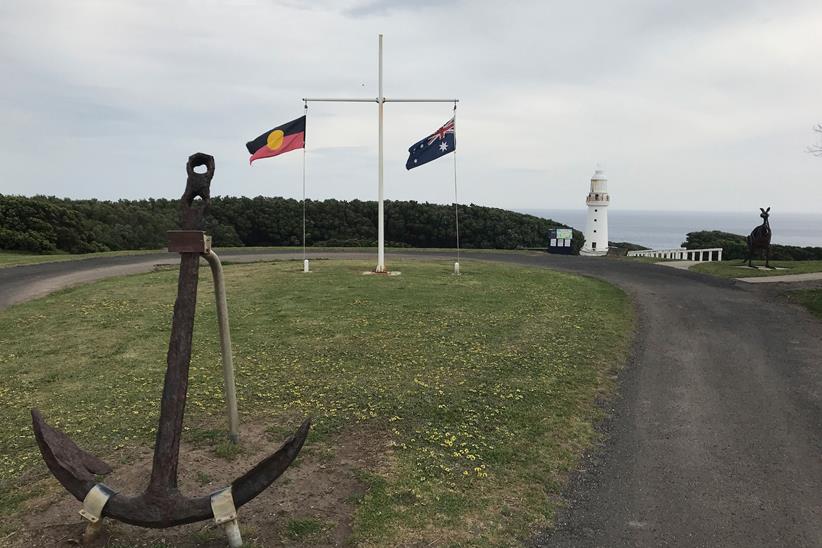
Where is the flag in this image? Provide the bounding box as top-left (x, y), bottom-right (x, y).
top-left (406, 117), bottom-right (456, 170)
top-left (246, 116), bottom-right (306, 165)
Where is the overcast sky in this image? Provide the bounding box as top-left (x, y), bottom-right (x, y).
top-left (1, 0), bottom-right (821, 213)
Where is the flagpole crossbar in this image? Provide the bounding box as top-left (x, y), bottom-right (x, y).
top-left (302, 98), bottom-right (459, 103)
top-left (303, 35), bottom-right (458, 273)
top-left (302, 98), bottom-right (377, 103)
top-left (384, 98), bottom-right (459, 103)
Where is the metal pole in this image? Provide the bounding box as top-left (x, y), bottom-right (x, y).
top-left (302, 100), bottom-right (309, 273)
top-left (453, 103), bottom-right (460, 275)
top-left (202, 250), bottom-right (240, 444)
top-left (224, 521), bottom-right (243, 548)
top-left (377, 33), bottom-right (385, 272)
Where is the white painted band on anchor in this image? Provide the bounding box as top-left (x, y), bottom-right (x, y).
top-left (79, 483), bottom-right (116, 523)
top-left (211, 487), bottom-right (243, 547)
top-left (210, 487), bottom-right (238, 525)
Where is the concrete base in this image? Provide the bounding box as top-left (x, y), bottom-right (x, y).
top-left (735, 266), bottom-right (789, 271)
top-left (736, 272), bottom-right (822, 283)
top-left (656, 261), bottom-right (699, 270)
top-left (579, 249), bottom-right (608, 257)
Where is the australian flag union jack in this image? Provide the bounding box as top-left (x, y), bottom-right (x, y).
top-left (406, 117), bottom-right (456, 170)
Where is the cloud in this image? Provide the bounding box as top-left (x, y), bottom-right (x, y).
top-left (344, 0), bottom-right (454, 18)
top-left (0, 0), bottom-right (820, 214)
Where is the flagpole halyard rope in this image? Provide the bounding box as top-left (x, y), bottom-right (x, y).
top-left (302, 101), bottom-right (308, 265)
top-left (453, 102), bottom-right (460, 270)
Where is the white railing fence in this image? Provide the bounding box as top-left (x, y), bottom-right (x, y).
top-left (627, 247), bottom-right (723, 262)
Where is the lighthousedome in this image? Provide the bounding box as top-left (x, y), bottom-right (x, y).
top-left (580, 168), bottom-right (609, 256)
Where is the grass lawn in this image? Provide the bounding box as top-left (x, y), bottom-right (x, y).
top-left (0, 259), bottom-right (632, 546)
top-left (0, 249), bottom-right (161, 268)
top-left (691, 259), bottom-right (822, 278)
top-left (787, 289), bottom-right (822, 320)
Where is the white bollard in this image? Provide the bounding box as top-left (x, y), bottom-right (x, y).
top-left (304, 259), bottom-right (310, 273)
top-left (211, 487), bottom-right (243, 548)
top-left (223, 520), bottom-right (243, 548)
top-left (454, 262), bottom-right (460, 275)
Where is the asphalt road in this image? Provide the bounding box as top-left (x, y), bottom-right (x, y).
top-left (2, 250), bottom-right (820, 546)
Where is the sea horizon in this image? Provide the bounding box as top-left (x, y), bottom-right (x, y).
top-left (518, 208), bottom-right (822, 249)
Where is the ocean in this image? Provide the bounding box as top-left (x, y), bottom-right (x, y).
top-left (519, 209), bottom-right (822, 249)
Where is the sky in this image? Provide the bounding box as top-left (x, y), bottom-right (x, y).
top-left (1, 0), bottom-right (821, 213)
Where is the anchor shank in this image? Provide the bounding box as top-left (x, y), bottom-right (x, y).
top-left (147, 251), bottom-right (200, 496)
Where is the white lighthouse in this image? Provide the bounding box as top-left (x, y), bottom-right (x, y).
top-left (580, 168), bottom-right (609, 256)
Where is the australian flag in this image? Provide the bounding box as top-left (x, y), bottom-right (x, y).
top-left (406, 117), bottom-right (456, 170)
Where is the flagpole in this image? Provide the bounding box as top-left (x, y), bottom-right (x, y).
top-left (377, 34), bottom-right (386, 273)
top-left (302, 35), bottom-right (458, 275)
top-left (452, 102), bottom-right (460, 275)
top-left (302, 100), bottom-right (309, 273)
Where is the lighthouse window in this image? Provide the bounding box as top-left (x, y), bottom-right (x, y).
top-left (594, 209), bottom-right (598, 212)
top-left (595, 193), bottom-right (599, 200)
top-left (594, 218), bottom-right (597, 222)
top-left (594, 229), bottom-right (597, 233)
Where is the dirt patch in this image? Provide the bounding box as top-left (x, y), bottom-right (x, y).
top-left (7, 421), bottom-right (388, 547)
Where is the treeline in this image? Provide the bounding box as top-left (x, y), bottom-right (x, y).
top-left (684, 231), bottom-right (822, 261)
top-left (0, 195), bottom-right (577, 254)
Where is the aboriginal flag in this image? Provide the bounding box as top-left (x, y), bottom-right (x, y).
top-left (246, 116), bottom-right (306, 165)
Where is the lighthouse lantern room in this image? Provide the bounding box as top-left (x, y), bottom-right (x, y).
top-left (580, 168), bottom-right (609, 256)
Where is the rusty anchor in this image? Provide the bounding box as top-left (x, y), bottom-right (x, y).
top-left (31, 153), bottom-right (310, 543)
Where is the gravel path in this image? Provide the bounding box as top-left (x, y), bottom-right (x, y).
top-left (1, 249), bottom-right (820, 546)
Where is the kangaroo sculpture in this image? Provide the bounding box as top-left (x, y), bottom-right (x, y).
top-left (745, 207), bottom-right (772, 268)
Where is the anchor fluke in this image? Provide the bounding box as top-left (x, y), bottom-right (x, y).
top-left (232, 418), bottom-right (311, 505)
top-left (32, 408), bottom-right (110, 499)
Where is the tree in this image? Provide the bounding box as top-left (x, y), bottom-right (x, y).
top-left (0, 194), bottom-right (581, 254)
